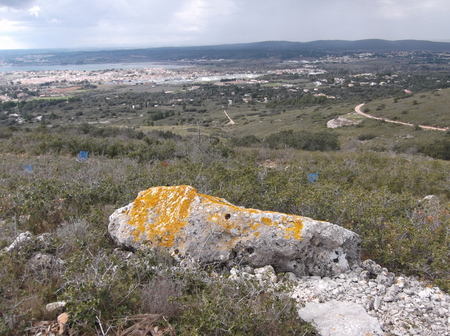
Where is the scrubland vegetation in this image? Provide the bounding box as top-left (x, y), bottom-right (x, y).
top-left (1, 58), bottom-right (450, 334)
top-left (0, 123), bottom-right (449, 334)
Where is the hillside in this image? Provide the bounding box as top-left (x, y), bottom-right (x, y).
top-left (362, 88), bottom-right (450, 128)
top-left (1, 53), bottom-right (450, 334)
top-left (2, 65), bottom-right (449, 159)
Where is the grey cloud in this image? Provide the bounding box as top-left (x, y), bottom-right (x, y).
top-left (0, 0), bottom-right (35, 8)
top-left (2, 0), bottom-right (450, 49)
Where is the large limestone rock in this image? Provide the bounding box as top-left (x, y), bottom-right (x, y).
top-left (108, 185), bottom-right (361, 276)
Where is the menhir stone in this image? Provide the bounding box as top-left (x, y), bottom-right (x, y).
top-left (108, 185), bottom-right (361, 276)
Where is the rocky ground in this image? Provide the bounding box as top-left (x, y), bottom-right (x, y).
top-left (4, 229), bottom-right (450, 335)
top-left (291, 260), bottom-right (450, 336)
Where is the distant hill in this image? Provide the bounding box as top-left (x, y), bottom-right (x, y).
top-left (300, 39), bottom-right (450, 52)
top-left (111, 39), bottom-right (450, 59)
top-left (199, 39), bottom-right (450, 52)
top-left (2, 39), bottom-right (450, 65)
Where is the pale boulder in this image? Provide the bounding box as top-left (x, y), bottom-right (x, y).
top-left (108, 185), bottom-right (361, 277)
top-left (298, 300), bottom-right (384, 336)
top-left (327, 115), bottom-right (362, 129)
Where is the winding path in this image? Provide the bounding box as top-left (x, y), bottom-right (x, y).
top-left (354, 103), bottom-right (449, 131)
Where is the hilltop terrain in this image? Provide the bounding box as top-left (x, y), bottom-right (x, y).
top-left (1, 44), bottom-right (449, 335)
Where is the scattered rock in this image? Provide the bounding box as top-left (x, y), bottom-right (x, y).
top-left (46, 301), bottom-right (67, 312)
top-left (3, 231), bottom-right (54, 254)
top-left (109, 185), bottom-right (361, 277)
top-left (26, 252), bottom-right (64, 272)
top-left (327, 115), bottom-right (362, 129)
top-left (292, 260), bottom-right (450, 336)
top-left (3, 231), bottom-right (33, 252)
top-left (421, 194), bottom-right (439, 203)
top-left (298, 300), bottom-right (384, 336)
top-left (254, 265), bottom-right (278, 284)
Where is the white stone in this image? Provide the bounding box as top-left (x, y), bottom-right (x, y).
top-left (254, 265), bottom-right (277, 283)
top-left (4, 231), bottom-right (33, 252)
top-left (374, 296), bottom-right (381, 311)
top-left (46, 301), bottom-right (66, 312)
top-left (418, 287), bottom-right (433, 299)
top-left (298, 300), bottom-right (384, 336)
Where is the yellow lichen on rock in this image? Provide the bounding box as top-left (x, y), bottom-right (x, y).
top-left (284, 217), bottom-right (304, 240)
top-left (261, 217), bottom-right (273, 226)
top-left (126, 185), bottom-right (304, 249)
top-left (127, 185), bottom-right (197, 247)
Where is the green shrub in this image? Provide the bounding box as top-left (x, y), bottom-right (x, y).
top-left (230, 134), bottom-right (260, 147)
top-left (265, 130), bottom-right (340, 151)
top-left (357, 133), bottom-right (376, 141)
top-left (171, 270), bottom-right (316, 336)
top-left (60, 249), bottom-right (161, 334)
top-left (419, 139), bottom-right (450, 160)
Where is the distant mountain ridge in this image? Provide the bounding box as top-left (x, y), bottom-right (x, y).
top-left (198, 39), bottom-right (450, 52)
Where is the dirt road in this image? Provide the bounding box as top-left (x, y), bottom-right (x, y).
top-left (354, 104), bottom-right (449, 131)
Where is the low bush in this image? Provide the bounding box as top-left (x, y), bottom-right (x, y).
top-left (172, 270), bottom-right (315, 335)
top-left (265, 130), bottom-right (340, 151)
top-left (0, 129), bottom-right (449, 333)
top-left (419, 138), bottom-right (450, 160)
top-left (357, 133), bottom-right (377, 141)
top-left (60, 249), bottom-right (159, 334)
top-left (229, 134), bottom-right (260, 147)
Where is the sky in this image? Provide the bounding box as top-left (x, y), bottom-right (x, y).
top-left (1, 0), bottom-right (450, 50)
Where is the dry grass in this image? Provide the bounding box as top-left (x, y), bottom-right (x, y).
top-left (116, 314), bottom-right (176, 336)
top-left (363, 88), bottom-right (450, 128)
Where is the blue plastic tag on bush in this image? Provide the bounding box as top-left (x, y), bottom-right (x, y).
top-left (78, 151), bottom-right (88, 162)
top-left (307, 172), bottom-right (318, 183)
top-left (24, 164), bottom-right (33, 173)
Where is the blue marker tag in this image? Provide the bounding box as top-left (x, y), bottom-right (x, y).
top-left (307, 172), bottom-right (318, 183)
top-left (78, 151), bottom-right (88, 162)
top-left (24, 164), bottom-right (33, 173)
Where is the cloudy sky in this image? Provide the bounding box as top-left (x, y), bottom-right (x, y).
top-left (1, 0), bottom-right (449, 50)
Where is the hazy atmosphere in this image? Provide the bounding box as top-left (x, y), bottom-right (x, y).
top-left (1, 0), bottom-right (450, 50)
